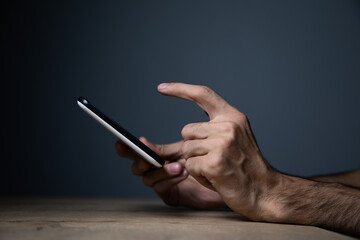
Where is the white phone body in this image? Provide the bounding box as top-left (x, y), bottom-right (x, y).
top-left (77, 97), bottom-right (163, 168)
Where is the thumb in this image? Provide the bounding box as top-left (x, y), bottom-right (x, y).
top-left (140, 137), bottom-right (182, 161)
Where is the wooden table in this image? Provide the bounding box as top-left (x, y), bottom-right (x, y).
top-left (0, 198), bottom-right (355, 240)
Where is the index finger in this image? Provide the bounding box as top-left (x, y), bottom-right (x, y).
top-left (157, 83), bottom-right (230, 120)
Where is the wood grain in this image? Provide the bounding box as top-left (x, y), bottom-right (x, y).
top-left (0, 198), bottom-right (355, 240)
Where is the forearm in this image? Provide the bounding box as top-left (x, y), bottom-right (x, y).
top-left (271, 174), bottom-right (360, 237)
top-left (311, 170), bottom-right (360, 188)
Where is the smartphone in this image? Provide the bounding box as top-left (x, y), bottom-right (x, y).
top-left (77, 97), bottom-right (164, 167)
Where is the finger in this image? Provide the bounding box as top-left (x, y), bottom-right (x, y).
top-left (157, 83), bottom-right (230, 120)
top-left (153, 169), bottom-right (189, 195)
top-left (142, 162), bottom-right (183, 186)
top-left (185, 155), bottom-right (215, 190)
top-left (132, 159), bottom-right (151, 176)
top-left (140, 137), bottom-right (183, 160)
top-left (181, 139), bottom-right (213, 159)
top-left (115, 140), bottom-right (144, 161)
top-left (181, 122), bottom-right (219, 140)
top-left (185, 155), bottom-right (204, 179)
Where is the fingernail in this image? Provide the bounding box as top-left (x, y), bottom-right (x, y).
top-left (158, 83), bottom-right (168, 90)
top-left (181, 169), bottom-right (188, 177)
top-left (168, 163), bottom-right (181, 175)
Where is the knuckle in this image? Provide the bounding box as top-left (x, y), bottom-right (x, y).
top-left (181, 141), bottom-right (190, 157)
top-left (196, 86), bottom-right (213, 99)
top-left (207, 154), bottom-right (225, 172)
top-left (236, 113), bottom-right (248, 125)
top-left (185, 159), bottom-right (197, 176)
top-left (221, 121), bottom-right (237, 134)
top-left (184, 159), bottom-right (192, 170)
top-left (181, 123), bottom-right (193, 138)
top-left (157, 144), bottom-right (164, 155)
top-left (218, 122), bottom-right (238, 147)
top-left (217, 136), bottom-right (232, 149)
top-left (185, 158), bottom-right (201, 177)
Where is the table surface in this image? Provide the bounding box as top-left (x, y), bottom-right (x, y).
top-left (0, 198), bottom-right (355, 240)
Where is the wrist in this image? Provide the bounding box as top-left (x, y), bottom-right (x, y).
top-left (258, 174), bottom-right (338, 224)
top-left (255, 172), bottom-right (360, 237)
top-left (256, 173), bottom-right (312, 223)
top-left (253, 171), bottom-right (287, 221)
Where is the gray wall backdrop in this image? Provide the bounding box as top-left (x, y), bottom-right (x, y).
top-left (2, 0), bottom-right (360, 197)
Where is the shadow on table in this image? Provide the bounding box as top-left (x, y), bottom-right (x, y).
top-left (129, 201), bottom-right (250, 222)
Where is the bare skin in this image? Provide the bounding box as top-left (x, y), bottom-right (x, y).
top-left (116, 83), bottom-right (360, 237)
top-left (311, 170), bottom-right (360, 189)
top-left (115, 138), bottom-right (226, 209)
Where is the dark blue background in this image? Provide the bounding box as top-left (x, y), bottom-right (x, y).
top-left (2, 0), bottom-right (360, 197)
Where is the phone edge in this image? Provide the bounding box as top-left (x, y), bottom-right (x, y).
top-left (77, 100), bottom-right (162, 168)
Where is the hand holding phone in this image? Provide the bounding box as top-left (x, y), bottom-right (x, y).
top-left (77, 97), bottom-right (164, 167)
